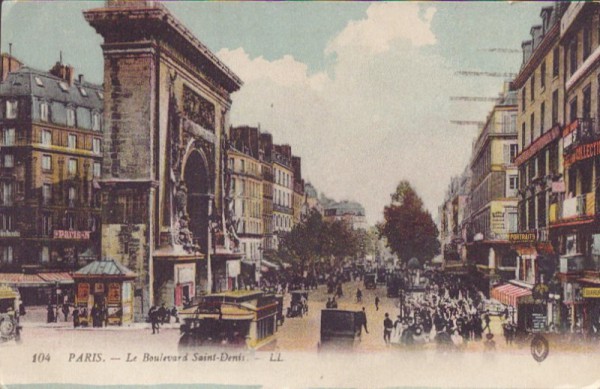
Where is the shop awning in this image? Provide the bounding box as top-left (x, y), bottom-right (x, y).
top-left (0, 273), bottom-right (48, 287)
top-left (491, 283), bottom-right (532, 307)
top-left (578, 277), bottom-right (600, 285)
top-left (260, 260), bottom-right (280, 271)
top-left (38, 272), bottom-right (74, 284)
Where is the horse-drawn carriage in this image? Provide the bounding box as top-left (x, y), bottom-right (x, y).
top-left (0, 285), bottom-right (22, 344)
top-left (287, 290), bottom-right (309, 318)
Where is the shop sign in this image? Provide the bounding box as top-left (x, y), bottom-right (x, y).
top-left (564, 139), bottom-right (600, 168)
top-left (509, 232), bottom-right (537, 244)
top-left (94, 283), bottom-right (105, 294)
top-left (77, 283), bottom-right (90, 301)
top-left (582, 287), bottom-right (600, 298)
top-left (532, 283), bottom-right (549, 301)
top-left (53, 230), bottom-right (91, 240)
top-left (107, 283), bottom-right (121, 303)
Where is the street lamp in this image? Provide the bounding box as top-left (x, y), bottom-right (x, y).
top-left (257, 245), bottom-right (263, 287)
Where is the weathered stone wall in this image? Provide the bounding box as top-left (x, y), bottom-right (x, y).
top-left (102, 52), bottom-right (155, 180)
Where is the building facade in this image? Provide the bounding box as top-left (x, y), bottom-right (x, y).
top-left (465, 86), bottom-right (519, 294)
top-left (0, 57), bottom-right (103, 304)
top-left (323, 200), bottom-right (367, 230)
top-left (439, 168), bottom-right (471, 272)
top-left (291, 156), bottom-right (305, 224)
top-left (259, 133), bottom-right (274, 258)
top-left (229, 126), bottom-right (264, 278)
top-left (550, 2), bottom-right (600, 333)
top-left (272, 144), bottom-right (294, 249)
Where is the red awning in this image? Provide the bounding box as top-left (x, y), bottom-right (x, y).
top-left (578, 277), bottom-right (600, 285)
top-left (38, 272), bottom-right (74, 284)
top-left (0, 273), bottom-right (47, 287)
top-left (491, 283), bottom-right (532, 307)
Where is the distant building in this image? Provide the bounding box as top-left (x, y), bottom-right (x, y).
top-left (272, 144), bottom-right (294, 249)
top-left (229, 126), bottom-right (264, 272)
top-left (0, 55), bottom-right (104, 304)
top-left (291, 156), bottom-right (304, 225)
top-left (303, 182), bottom-right (323, 215)
top-left (439, 167), bottom-right (471, 272)
top-left (323, 200), bottom-right (367, 230)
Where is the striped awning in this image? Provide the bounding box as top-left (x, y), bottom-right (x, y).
top-left (491, 283), bottom-right (532, 307)
top-left (0, 272), bottom-right (74, 287)
top-left (0, 273), bottom-right (48, 287)
top-left (38, 272), bottom-right (74, 284)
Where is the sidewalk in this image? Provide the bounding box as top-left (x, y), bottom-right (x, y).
top-left (19, 305), bottom-right (181, 331)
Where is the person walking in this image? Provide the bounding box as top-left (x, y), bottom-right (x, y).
top-left (62, 303), bottom-right (70, 322)
top-left (375, 296), bottom-right (380, 311)
top-left (149, 305), bottom-right (160, 334)
top-left (158, 303), bottom-right (167, 324)
top-left (383, 313), bottom-right (393, 345)
top-left (482, 311), bottom-right (491, 333)
top-left (356, 288), bottom-right (362, 303)
top-left (72, 307), bottom-right (80, 328)
top-left (359, 307), bottom-right (369, 334)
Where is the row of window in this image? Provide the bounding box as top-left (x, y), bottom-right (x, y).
top-left (231, 178), bottom-right (261, 199)
top-left (274, 168), bottom-right (292, 188)
top-left (520, 89), bottom-right (561, 151)
top-left (274, 214), bottom-right (292, 232)
top-left (237, 219), bottom-right (262, 235)
top-left (235, 198), bottom-right (261, 220)
top-left (1, 128), bottom-right (102, 155)
top-left (229, 157), bottom-right (260, 177)
top-left (522, 47), bottom-right (560, 110)
top-left (40, 155), bottom-right (101, 177)
top-left (4, 100), bottom-right (102, 131)
top-left (274, 188), bottom-right (291, 208)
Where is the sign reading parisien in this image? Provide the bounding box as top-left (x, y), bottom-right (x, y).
top-left (565, 139), bottom-right (600, 167)
top-left (53, 230), bottom-right (91, 240)
top-left (509, 232), bottom-right (537, 244)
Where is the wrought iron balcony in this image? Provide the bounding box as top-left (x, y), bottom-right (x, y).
top-left (563, 118), bottom-right (600, 154)
top-left (550, 192), bottom-right (595, 224)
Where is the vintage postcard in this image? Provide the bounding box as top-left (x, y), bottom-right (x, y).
top-left (1, 1), bottom-right (600, 388)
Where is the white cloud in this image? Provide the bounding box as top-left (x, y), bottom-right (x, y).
top-left (325, 3), bottom-right (437, 56)
top-left (217, 3), bottom-right (481, 225)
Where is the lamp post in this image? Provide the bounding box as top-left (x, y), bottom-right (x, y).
top-left (257, 245), bottom-right (263, 288)
top-left (206, 195), bottom-right (215, 294)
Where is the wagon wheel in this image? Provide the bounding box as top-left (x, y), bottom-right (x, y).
top-left (0, 314), bottom-right (16, 339)
top-left (530, 334), bottom-right (549, 363)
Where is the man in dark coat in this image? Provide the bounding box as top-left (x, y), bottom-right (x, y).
top-left (149, 305), bottom-right (159, 334)
top-left (383, 313), bottom-right (393, 345)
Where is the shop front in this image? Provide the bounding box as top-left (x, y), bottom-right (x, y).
top-left (73, 259), bottom-right (136, 326)
top-left (580, 282), bottom-right (600, 337)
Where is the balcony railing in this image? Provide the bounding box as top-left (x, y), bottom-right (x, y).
top-left (550, 192), bottom-right (595, 223)
top-left (563, 118), bottom-right (600, 154)
top-left (560, 254), bottom-right (585, 274)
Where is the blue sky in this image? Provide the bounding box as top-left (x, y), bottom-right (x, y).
top-left (2, 1), bottom-right (545, 224)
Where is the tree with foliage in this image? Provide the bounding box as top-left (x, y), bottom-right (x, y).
top-left (278, 208), bottom-right (364, 272)
top-left (277, 209), bottom-right (325, 272)
top-left (378, 181), bottom-right (440, 264)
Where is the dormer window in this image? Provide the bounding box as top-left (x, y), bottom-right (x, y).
top-left (66, 108), bottom-right (76, 127)
top-left (40, 101), bottom-right (49, 122)
top-left (97, 91), bottom-right (104, 100)
top-left (58, 81), bottom-right (69, 92)
top-left (92, 112), bottom-right (101, 131)
top-left (34, 76), bottom-right (44, 87)
top-left (79, 87), bottom-right (88, 97)
top-left (6, 100), bottom-right (17, 119)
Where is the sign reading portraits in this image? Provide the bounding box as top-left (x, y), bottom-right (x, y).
top-left (183, 85), bottom-right (215, 133)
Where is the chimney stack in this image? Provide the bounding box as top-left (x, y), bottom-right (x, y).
top-left (49, 61), bottom-right (75, 86)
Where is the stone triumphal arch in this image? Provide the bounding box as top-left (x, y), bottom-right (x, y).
top-left (85, 0), bottom-right (243, 319)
